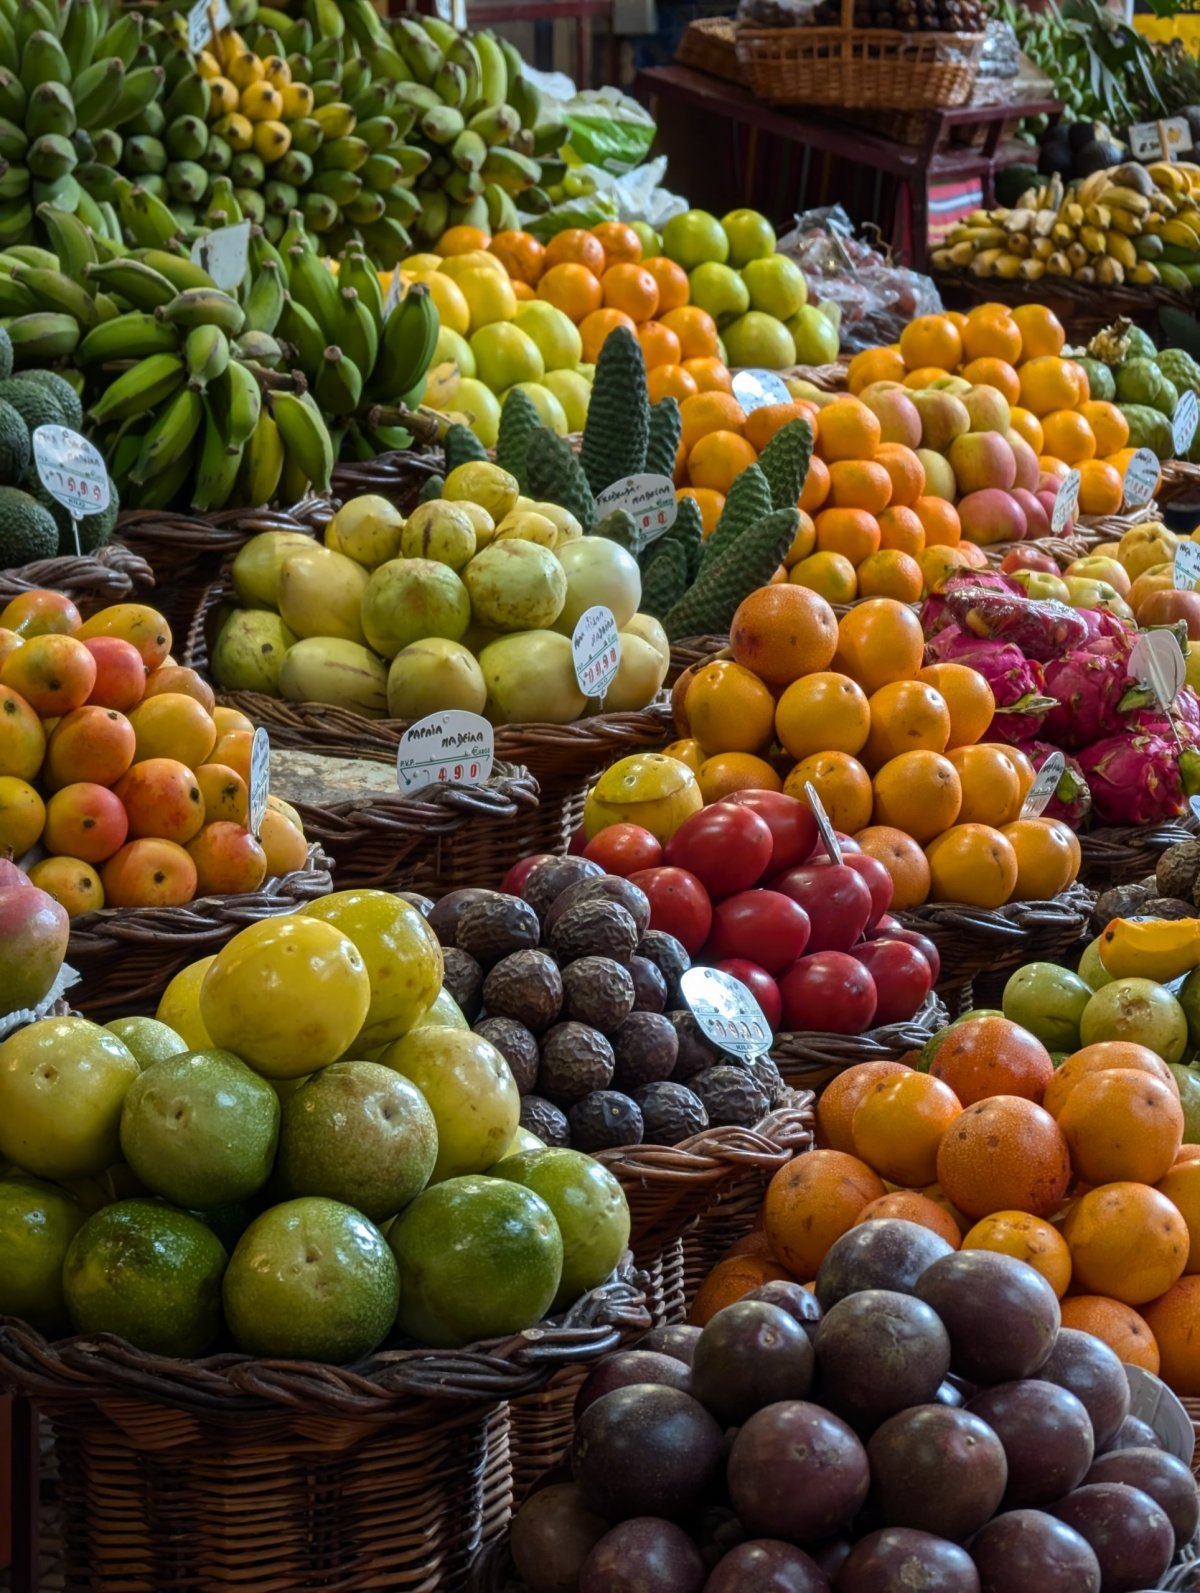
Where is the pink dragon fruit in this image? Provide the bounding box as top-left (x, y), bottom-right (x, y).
top-left (920, 570), bottom-right (1023, 636)
top-left (1077, 733), bottom-right (1200, 825)
top-left (1018, 740), bottom-right (1091, 829)
top-left (923, 627), bottom-right (1053, 742)
top-left (939, 585), bottom-right (1090, 659)
top-left (1074, 607), bottom-right (1134, 646)
top-left (1042, 639), bottom-right (1135, 750)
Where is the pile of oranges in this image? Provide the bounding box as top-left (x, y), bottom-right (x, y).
top-left (666, 585), bottom-right (1081, 909)
top-left (692, 1017), bottom-right (1200, 1399)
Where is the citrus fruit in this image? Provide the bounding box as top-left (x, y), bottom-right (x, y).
top-left (730, 584), bottom-right (838, 686)
top-left (495, 1146), bottom-right (630, 1308)
top-left (784, 751), bottom-right (873, 833)
top-left (544, 228), bottom-right (606, 275)
top-left (916, 663), bottom-right (994, 749)
top-left (1062, 1182), bottom-right (1189, 1306)
top-left (0, 1175), bottom-right (85, 1331)
top-left (961, 1211), bottom-right (1072, 1298)
top-left (790, 551), bottom-right (857, 603)
top-left (936, 1095), bottom-right (1072, 1219)
top-left (948, 744), bottom-right (1022, 827)
top-left (899, 314), bottom-right (963, 371)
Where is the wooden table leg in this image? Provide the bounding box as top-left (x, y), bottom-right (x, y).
top-left (10, 1398), bottom-right (38, 1593)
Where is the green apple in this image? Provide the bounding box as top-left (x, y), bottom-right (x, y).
top-left (722, 311), bottom-right (797, 371)
top-left (662, 209), bottom-right (730, 269)
top-left (786, 305), bottom-right (840, 365)
top-left (688, 262), bottom-right (749, 328)
top-left (721, 207), bottom-right (777, 267)
top-left (742, 255), bottom-right (807, 320)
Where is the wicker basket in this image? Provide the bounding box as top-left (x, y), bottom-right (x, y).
top-left (330, 448), bottom-right (447, 510)
top-left (66, 844), bottom-right (334, 1019)
top-left (667, 634), bottom-right (728, 687)
top-left (936, 272), bottom-right (1191, 340)
top-left (1077, 814), bottom-right (1197, 893)
top-left (676, 16), bottom-right (743, 80)
top-left (0, 1263), bottom-right (647, 1593)
top-left (0, 544), bottom-right (154, 617)
top-left (1158, 459), bottom-right (1200, 509)
top-left (781, 357), bottom-right (851, 393)
top-left (771, 991), bottom-right (947, 1091)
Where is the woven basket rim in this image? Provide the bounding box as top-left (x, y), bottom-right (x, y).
top-left (596, 1090), bottom-right (813, 1186)
top-left (899, 880), bottom-right (1094, 939)
top-left (288, 758), bottom-right (540, 823)
top-left (772, 990), bottom-right (947, 1061)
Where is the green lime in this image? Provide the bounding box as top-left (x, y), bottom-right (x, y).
top-left (493, 1148), bottom-right (629, 1309)
top-left (0, 1175), bottom-right (85, 1332)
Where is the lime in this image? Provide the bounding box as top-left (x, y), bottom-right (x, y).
top-left (0, 1175), bottom-right (84, 1331)
top-left (0, 1017), bottom-right (139, 1180)
top-left (662, 209), bottom-right (730, 269)
top-left (119, 1049), bottom-right (280, 1209)
top-left (223, 1197), bottom-right (399, 1362)
top-left (155, 955), bottom-right (216, 1050)
top-left (389, 1175), bottom-right (563, 1346)
top-left (742, 255), bottom-right (807, 320)
top-left (104, 1016), bottom-right (188, 1070)
top-left (722, 311), bottom-right (797, 370)
top-left (63, 1199), bottom-right (227, 1355)
top-left (721, 208), bottom-right (777, 266)
top-left (787, 305), bottom-right (840, 365)
top-left (379, 1027), bottom-right (518, 1182)
top-left (513, 300), bottom-right (583, 372)
top-left (1002, 963), bottom-right (1092, 1053)
top-left (301, 890), bottom-right (443, 1049)
top-left (494, 1148), bottom-right (630, 1309)
top-left (688, 262), bottom-right (749, 328)
top-left (469, 322), bottom-right (544, 392)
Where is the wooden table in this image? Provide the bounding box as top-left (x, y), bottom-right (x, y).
top-left (635, 63), bottom-right (1062, 268)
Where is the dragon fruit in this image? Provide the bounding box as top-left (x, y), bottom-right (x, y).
top-left (1042, 638), bottom-right (1136, 750)
top-left (920, 571), bottom-right (1023, 636)
top-left (1077, 733), bottom-right (1200, 825)
top-left (1074, 607), bottom-right (1133, 646)
top-left (1018, 740), bottom-right (1092, 829)
top-left (923, 627), bottom-right (1053, 742)
top-left (939, 585), bottom-right (1090, 660)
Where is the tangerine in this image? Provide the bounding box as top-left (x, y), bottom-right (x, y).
top-left (827, 460), bottom-right (894, 515)
top-left (860, 679), bottom-right (952, 770)
top-left (762, 1149), bottom-right (886, 1280)
top-left (688, 431), bottom-right (758, 494)
top-left (601, 261), bottom-right (658, 322)
top-left (913, 497), bottom-right (961, 548)
top-left (790, 551), bottom-right (857, 605)
top-left (1041, 408), bottom-right (1097, 465)
top-left (697, 752), bottom-right (783, 801)
top-left (925, 822), bottom-right (1018, 907)
top-left (784, 751), bottom-right (874, 833)
top-left (815, 398), bottom-right (882, 464)
top-left (874, 442), bottom-right (926, 508)
top-left (1077, 461), bottom-right (1124, 518)
top-left (775, 671), bottom-right (871, 759)
top-left (487, 229), bottom-right (545, 285)
top-left (871, 750), bottom-right (962, 844)
top-left (1018, 356), bottom-right (1082, 417)
top-left (834, 599), bottom-right (925, 693)
top-left (877, 506), bottom-right (926, 556)
top-left (1141, 1275), bottom-right (1200, 1393)
top-left (960, 359), bottom-right (1021, 405)
top-left (1062, 1181), bottom-right (1189, 1306)
top-left (730, 584), bottom-right (839, 686)
top-left (592, 220), bottom-right (642, 264)
top-left (853, 824), bottom-right (931, 908)
top-left (936, 1094), bottom-right (1072, 1219)
top-left (856, 1191), bottom-right (962, 1248)
top-left (661, 305), bottom-right (719, 360)
top-left (847, 346), bottom-right (907, 393)
top-left (930, 1013), bottom-right (1054, 1106)
top-left (814, 507), bottom-right (881, 567)
top-left (961, 1210), bottom-right (1072, 1298)
top-left (784, 510), bottom-right (817, 567)
top-left (816, 1059), bottom-right (913, 1152)
top-left (1058, 1070), bottom-right (1184, 1186)
top-left (899, 314), bottom-right (963, 372)
top-left (1009, 407), bottom-right (1045, 453)
top-left (642, 256), bottom-right (689, 313)
top-left (649, 363), bottom-right (698, 404)
top-left (543, 227), bottom-right (606, 275)
top-left (744, 401), bottom-right (818, 454)
top-left (684, 659), bottom-right (777, 755)
top-left (948, 743), bottom-right (1023, 827)
top-left (681, 356), bottom-right (733, 394)
top-left (676, 485), bottom-right (723, 535)
top-left (1013, 304), bottom-right (1065, 359)
top-left (962, 305), bottom-right (1022, 364)
top-left (856, 550), bottom-right (924, 603)
top-left (1156, 1160), bottom-right (1200, 1272)
top-left (1059, 1296), bottom-right (1160, 1374)
top-left (1078, 400), bottom-right (1129, 457)
top-left (437, 225), bottom-right (491, 256)
top-left (1001, 817), bottom-right (1079, 900)
top-left (689, 1254), bottom-right (795, 1326)
top-left (680, 390), bottom-right (747, 450)
top-left (798, 455), bottom-right (832, 513)
top-left (579, 307), bottom-right (635, 362)
top-left (851, 1071), bottom-right (962, 1186)
top-left (537, 262), bottom-right (603, 322)
top-left (637, 319), bottom-right (682, 369)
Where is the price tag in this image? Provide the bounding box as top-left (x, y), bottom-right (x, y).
top-left (572, 605), bottom-right (621, 697)
top-left (1126, 1364), bottom-right (1196, 1465)
top-left (594, 472), bottom-right (678, 546)
top-left (248, 727), bottom-right (270, 837)
top-left (1191, 794), bottom-right (1200, 822)
top-left (190, 220), bottom-right (249, 291)
top-left (1175, 390), bottom-right (1199, 456)
top-left (383, 266), bottom-right (404, 314)
top-left (1021, 751), bottom-right (1065, 819)
top-left (1050, 468), bottom-right (1080, 534)
top-left (804, 780), bottom-right (843, 865)
top-left (731, 369), bottom-right (792, 413)
top-left (396, 709), bottom-right (494, 795)
top-left (1130, 629), bottom-right (1186, 708)
top-left (1122, 448), bottom-right (1160, 511)
top-left (681, 966), bottom-right (772, 1060)
top-left (33, 426), bottom-right (109, 554)
top-left (187, 0), bottom-right (231, 53)
top-left (1175, 541), bottom-right (1200, 590)
top-left (1128, 116), bottom-right (1193, 163)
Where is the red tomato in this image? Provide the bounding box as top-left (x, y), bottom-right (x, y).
top-left (806, 852), bottom-right (894, 926)
top-left (778, 951), bottom-right (877, 1034)
top-left (583, 823), bottom-right (664, 876)
top-left (850, 938), bottom-right (933, 1024)
top-left (665, 802), bottom-right (773, 898)
top-left (500, 853), bottom-right (557, 896)
top-left (627, 866), bottom-right (713, 954)
top-left (705, 889), bottom-right (811, 975)
top-left (716, 958), bottom-right (783, 1031)
top-left (723, 790), bottom-right (817, 875)
top-left (868, 923), bottom-right (940, 984)
top-left (772, 863), bottom-right (874, 954)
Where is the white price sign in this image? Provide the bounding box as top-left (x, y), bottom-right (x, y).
top-left (1021, 751), bottom-right (1065, 819)
top-left (248, 727), bottom-right (270, 837)
top-left (1126, 1364), bottom-right (1196, 1465)
top-left (190, 220), bottom-right (249, 291)
top-left (1175, 390), bottom-right (1199, 456)
top-left (594, 472), bottom-right (678, 546)
top-left (731, 368), bottom-right (792, 413)
top-left (1130, 629), bottom-right (1186, 709)
top-left (681, 966), bottom-right (772, 1060)
top-left (1128, 116), bottom-right (1193, 162)
top-left (1123, 448), bottom-right (1160, 511)
top-left (187, 0), bottom-right (231, 53)
top-left (1051, 469), bottom-right (1080, 534)
top-left (1174, 541), bottom-right (1200, 590)
top-left (804, 780), bottom-right (843, 865)
top-left (572, 605), bottom-right (621, 697)
top-left (33, 426), bottom-right (109, 554)
top-left (396, 710), bottom-right (494, 795)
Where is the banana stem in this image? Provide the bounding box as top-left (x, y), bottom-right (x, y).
top-left (365, 403), bottom-right (444, 443)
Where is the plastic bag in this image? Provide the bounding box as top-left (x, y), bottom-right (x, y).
top-left (522, 69), bottom-right (656, 173)
top-left (524, 156), bottom-right (687, 240)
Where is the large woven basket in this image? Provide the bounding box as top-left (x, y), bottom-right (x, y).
top-left (676, 16), bottom-right (743, 81)
top-left (330, 448), bottom-right (447, 510)
top-left (66, 844), bottom-right (334, 1019)
top-left (1078, 814), bottom-right (1197, 893)
top-left (0, 544), bottom-right (154, 617)
top-left (1158, 458), bottom-right (1200, 509)
top-left (0, 1262), bottom-right (648, 1593)
top-left (771, 990), bottom-right (947, 1092)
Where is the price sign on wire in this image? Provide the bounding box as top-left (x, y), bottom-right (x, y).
top-left (681, 966), bottom-right (772, 1060)
top-left (731, 369), bottom-right (792, 413)
top-left (1175, 390), bottom-right (1199, 456)
top-left (804, 780), bottom-right (843, 865)
top-left (1174, 541), bottom-right (1200, 591)
top-left (1021, 751), bottom-right (1065, 819)
top-left (572, 605), bottom-right (621, 698)
top-left (594, 473), bottom-right (678, 546)
top-left (1123, 448), bottom-right (1161, 511)
top-left (187, 0), bottom-right (231, 55)
top-left (396, 710), bottom-right (494, 795)
top-left (32, 426), bottom-right (109, 555)
top-left (189, 221), bottom-right (249, 292)
top-left (1129, 629), bottom-right (1186, 749)
top-left (247, 728), bottom-right (270, 837)
top-left (1051, 469), bottom-right (1080, 534)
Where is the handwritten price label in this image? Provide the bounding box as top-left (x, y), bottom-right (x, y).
top-left (731, 369), bottom-right (792, 413)
top-left (33, 426), bottom-right (110, 524)
top-left (594, 473), bottom-right (678, 546)
top-left (682, 966), bottom-right (772, 1060)
top-left (396, 710), bottom-right (494, 795)
top-left (190, 220), bottom-right (249, 292)
top-left (247, 727), bottom-right (270, 837)
top-left (1021, 751), bottom-right (1065, 819)
top-left (1123, 448), bottom-right (1161, 511)
top-left (1174, 390), bottom-right (1199, 456)
top-left (1130, 629), bottom-right (1185, 710)
top-left (1051, 469), bottom-right (1080, 534)
top-left (187, 0), bottom-right (231, 55)
top-left (1175, 541), bottom-right (1200, 591)
top-left (572, 605), bottom-right (621, 697)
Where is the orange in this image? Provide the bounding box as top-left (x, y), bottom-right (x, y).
top-left (834, 599), bottom-right (925, 693)
top-left (679, 390), bottom-right (746, 450)
top-left (785, 751), bottom-right (874, 833)
top-left (960, 359), bottom-right (1021, 406)
top-left (899, 313), bottom-right (963, 372)
top-left (946, 743), bottom-right (1022, 827)
top-left (1039, 455), bottom-right (1070, 482)
top-left (636, 319), bottom-right (682, 369)
top-left (925, 822), bottom-right (1018, 908)
top-left (1078, 400), bottom-right (1129, 457)
top-left (936, 1094), bottom-right (1072, 1219)
top-left (904, 366), bottom-right (954, 391)
top-left (642, 255), bottom-right (689, 314)
top-left (1175, 1145), bottom-right (1200, 1166)
top-left (913, 497), bottom-right (961, 549)
top-left (817, 1060), bottom-right (913, 1151)
top-left (579, 307), bottom-right (635, 362)
top-left (1156, 1160), bottom-right (1200, 1272)
top-left (510, 280), bottom-right (535, 301)
top-left (814, 507), bottom-right (881, 566)
top-left (1065, 360), bottom-right (1092, 403)
top-left (1076, 460), bottom-right (1123, 517)
top-left (763, 1148), bottom-right (886, 1280)
top-left (827, 460), bottom-right (893, 515)
top-left (661, 305), bottom-right (719, 360)
top-left (1063, 1182), bottom-right (1189, 1306)
top-left (437, 224), bottom-right (491, 255)
top-left (1001, 744), bottom-right (1036, 801)
top-left (1060, 1296), bottom-right (1160, 1374)
top-left (790, 551), bottom-right (857, 604)
top-left (537, 261), bottom-right (602, 322)
top-left (775, 670), bottom-right (870, 759)
top-left (815, 397), bottom-right (882, 464)
top-left (860, 677), bottom-right (951, 768)
top-left (798, 454), bottom-right (831, 513)
top-left (592, 220), bottom-right (642, 265)
top-left (688, 431), bottom-right (758, 495)
top-left (856, 1191), bottom-right (962, 1248)
top-left (744, 401), bottom-right (818, 454)
top-left (1059, 1070), bottom-right (1184, 1186)
top-left (877, 506), bottom-right (926, 557)
top-left (1018, 356), bottom-right (1082, 416)
top-left (1013, 304), bottom-right (1065, 360)
top-left (676, 485), bottom-right (723, 536)
top-left (916, 663), bottom-right (994, 749)
top-left (697, 752), bottom-right (782, 801)
top-left (730, 584), bottom-right (839, 686)
top-left (873, 442), bottom-right (925, 508)
top-left (853, 824), bottom-right (931, 908)
top-left (689, 1253), bottom-right (795, 1326)
top-left (601, 261), bottom-right (658, 322)
top-left (931, 1014), bottom-right (1054, 1107)
top-left (649, 363), bottom-right (698, 404)
top-left (684, 659), bottom-right (776, 755)
top-left (961, 1211), bottom-right (1072, 1298)
top-left (543, 227), bottom-right (606, 275)
top-left (1009, 406), bottom-right (1045, 453)
top-left (784, 510), bottom-right (817, 566)
top-left (1001, 816), bottom-right (1079, 901)
top-left (856, 550), bottom-right (924, 603)
top-left (847, 346), bottom-right (907, 394)
top-left (871, 750), bottom-right (961, 844)
top-left (682, 356), bottom-right (733, 394)
top-left (487, 229), bottom-right (545, 285)
top-left (962, 304), bottom-right (1023, 364)
top-left (662, 737), bottom-right (705, 774)
top-left (1041, 408), bottom-right (1097, 465)
top-left (851, 1071), bottom-right (962, 1186)
top-left (1141, 1275), bottom-right (1200, 1393)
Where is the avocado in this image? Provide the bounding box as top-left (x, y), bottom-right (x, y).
top-left (0, 399), bottom-right (31, 485)
top-left (20, 369), bottom-right (83, 430)
top-left (0, 377), bottom-right (68, 435)
top-left (0, 327), bottom-right (11, 383)
top-left (996, 163), bottom-right (1038, 208)
top-left (1075, 139), bottom-right (1123, 177)
top-left (1068, 120), bottom-right (1099, 152)
top-left (0, 485), bottom-right (61, 568)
